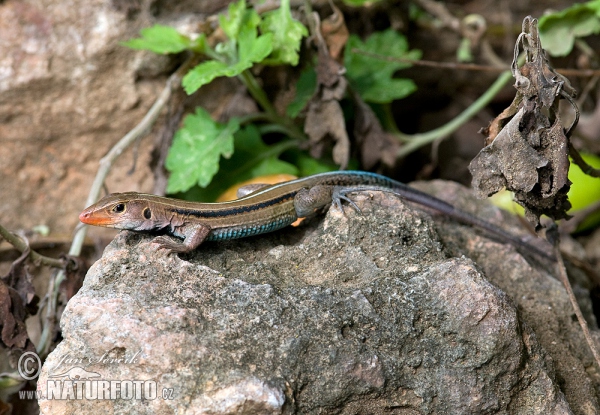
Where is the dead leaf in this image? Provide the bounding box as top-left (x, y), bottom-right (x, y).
top-left (470, 107), bottom-right (548, 195)
top-left (305, 99), bottom-right (350, 169)
top-left (2, 248), bottom-right (35, 307)
top-left (0, 244), bottom-right (38, 357)
top-left (353, 94), bottom-right (399, 169)
top-left (0, 279), bottom-right (31, 350)
top-left (59, 256), bottom-right (87, 301)
top-left (320, 3), bottom-right (349, 62)
top-left (0, 399), bottom-right (11, 415)
top-left (304, 10), bottom-right (351, 169)
top-left (469, 16), bottom-right (574, 230)
top-left (480, 93), bottom-right (522, 145)
top-left (315, 46), bottom-right (347, 93)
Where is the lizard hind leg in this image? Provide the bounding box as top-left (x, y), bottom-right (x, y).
top-left (294, 185), bottom-right (335, 217)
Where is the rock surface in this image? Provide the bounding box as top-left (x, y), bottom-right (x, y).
top-left (38, 185), bottom-right (600, 414)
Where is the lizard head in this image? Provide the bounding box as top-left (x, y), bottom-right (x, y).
top-left (79, 193), bottom-right (159, 231)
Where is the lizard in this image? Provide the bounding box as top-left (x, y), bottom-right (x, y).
top-left (79, 171), bottom-right (553, 259)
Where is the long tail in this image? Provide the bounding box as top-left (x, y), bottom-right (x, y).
top-left (336, 173), bottom-right (555, 261)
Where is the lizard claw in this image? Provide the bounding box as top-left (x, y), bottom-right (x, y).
top-left (332, 187), bottom-right (362, 214)
top-left (151, 236), bottom-right (186, 254)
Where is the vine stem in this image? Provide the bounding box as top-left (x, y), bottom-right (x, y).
top-left (239, 70), bottom-right (278, 117)
top-left (554, 245), bottom-right (600, 371)
top-left (396, 70), bottom-right (514, 159)
top-left (0, 224), bottom-right (65, 268)
top-left (237, 72), bottom-right (308, 142)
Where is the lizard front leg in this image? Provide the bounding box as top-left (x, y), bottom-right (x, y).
top-left (152, 223), bottom-right (211, 253)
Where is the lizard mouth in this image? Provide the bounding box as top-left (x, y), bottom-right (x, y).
top-left (79, 211), bottom-right (113, 226)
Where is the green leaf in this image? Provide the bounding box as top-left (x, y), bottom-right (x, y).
top-left (165, 108), bottom-right (240, 193)
top-left (219, 0), bottom-right (247, 40)
top-left (345, 29), bottom-right (421, 104)
top-left (219, 0), bottom-right (261, 41)
top-left (182, 61), bottom-right (236, 95)
top-left (567, 153), bottom-right (600, 231)
top-left (260, 0), bottom-right (308, 66)
top-left (539, 0), bottom-right (600, 56)
top-left (286, 67), bottom-right (317, 118)
top-left (173, 125), bottom-right (298, 201)
top-left (223, 125), bottom-right (298, 179)
top-left (238, 27), bottom-right (273, 66)
top-left (295, 153), bottom-right (338, 176)
top-left (122, 25), bottom-right (194, 54)
top-left (182, 26), bottom-right (272, 95)
top-left (360, 79), bottom-right (417, 104)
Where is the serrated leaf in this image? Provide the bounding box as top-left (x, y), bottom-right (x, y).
top-left (182, 28), bottom-right (272, 95)
top-left (182, 60), bottom-right (235, 95)
top-left (286, 67), bottom-right (317, 118)
top-left (295, 153), bottom-right (338, 176)
top-left (165, 108), bottom-right (240, 193)
top-left (360, 79), bottom-right (417, 104)
top-left (223, 125), bottom-right (298, 180)
top-left (345, 29), bottom-right (421, 103)
top-left (539, 1), bottom-right (600, 56)
top-left (219, 0), bottom-right (261, 41)
top-left (237, 27), bottom-right (273, 66)
top-left (122, 25), bottom-right (193, 54)
top-left (260, 0), bottom-right (308, 66)
top-left (219, 0), bottom-right (247, 40)
top-left (173, 125), bottom-right (299, 201)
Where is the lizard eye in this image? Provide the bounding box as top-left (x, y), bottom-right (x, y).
top-left (113, 203), bottom-right (126, 213)
top-left (143, 207), bottom-right (152, 219)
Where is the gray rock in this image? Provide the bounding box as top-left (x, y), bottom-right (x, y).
top-left (39, 185), bottom-right (597, 414)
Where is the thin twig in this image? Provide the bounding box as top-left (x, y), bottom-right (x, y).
top-left (416, 0), bottom-right (460, 31)
top-left (559, 200), bottom-right (600, 234)
top-left (569, 143), bottom-right (600, 178)
top-left (36, 56), bottom-right (197, 358)
top-left (555, 245), bottom-right (600, 370)
top-left (351, 49), bottom-right (600, 77)
top-left (71, 55), bottom-right (198, 258)
top-left (0, 224), bottom-right (65, 269)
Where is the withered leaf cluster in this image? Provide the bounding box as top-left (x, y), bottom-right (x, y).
top-left (469, 17), bottom-right (577, 230)
top-left (304, 5), bottom-right (397, 170)
top-left (1, 249), bottom-right (38, 362)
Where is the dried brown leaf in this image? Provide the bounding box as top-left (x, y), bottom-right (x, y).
top-left (0, 279), bottom-right (31, 350)
top-left (305, 99), bottom-right (350, 169)
top-left (470, 107), bottom-right (548, 196)
top-left (0, 399), bottom-right (11, 415)
top-left (480, 93), bottom-right (522, 145)
top-left (315, 47), bottom-right (346, 93)
top-left (305, 10), bottom-right (350, 170)
top-left (353, 96), bottom-right (399, 169)
top-left (320, 4), bottom-right (348, 62)
top-left (470, 16), bottom-right (574, 230)
top-left (2, 249), bottom-right (35, 307)
top-left (59, 256), bottom-right (86, 301)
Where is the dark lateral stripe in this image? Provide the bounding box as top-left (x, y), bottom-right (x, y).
top-left (172, 191), bottom-right (297, 218)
